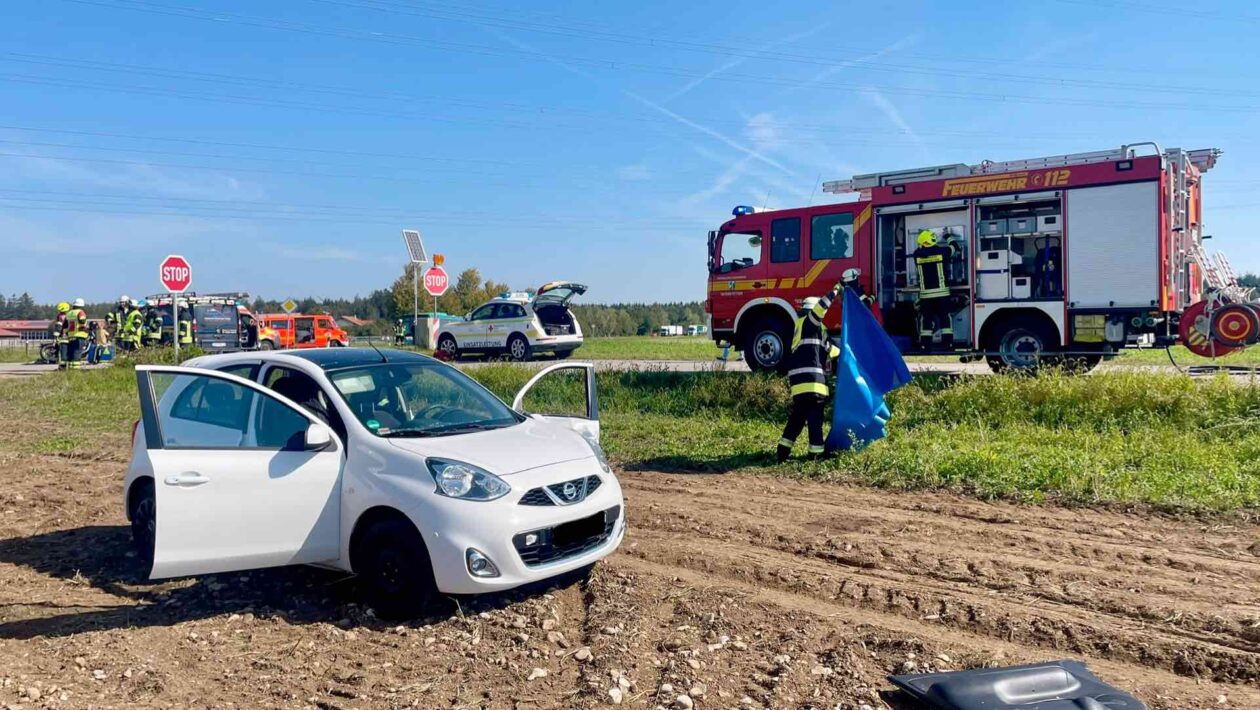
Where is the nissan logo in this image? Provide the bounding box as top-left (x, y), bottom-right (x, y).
top-left (562, 482), bottom-right (579, 500)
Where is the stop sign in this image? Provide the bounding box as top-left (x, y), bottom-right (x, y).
top-left (423, 265), bottom-right (449, 297)
top-left (159, 254), bottom-right (193, 293)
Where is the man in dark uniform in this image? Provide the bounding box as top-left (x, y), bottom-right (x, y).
top-left (913, 229), bottom-right (958, 350)
top-left (777, 280), bottom-right (845, 462)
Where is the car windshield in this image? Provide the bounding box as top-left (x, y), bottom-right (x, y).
top-left (327, 363), bottom-right (522, 437)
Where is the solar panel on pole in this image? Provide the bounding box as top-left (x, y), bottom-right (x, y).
top-left (402, 229), bottom-right (427, 347)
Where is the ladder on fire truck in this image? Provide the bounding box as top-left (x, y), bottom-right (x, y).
top-left (822, 143), bottom-right (1222, 195)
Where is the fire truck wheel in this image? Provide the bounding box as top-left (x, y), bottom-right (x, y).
top-left (507, 334), bottom-right (532, 362)
top-left (743, 317), bottom-right (792, 374)
top-left (985, 321), bottom-right (1058, 374)
top-left (259, 339), bottom-right (274, 350)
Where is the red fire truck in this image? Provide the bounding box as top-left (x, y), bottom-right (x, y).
top-left (705, 143), bottom-right (1252, 373)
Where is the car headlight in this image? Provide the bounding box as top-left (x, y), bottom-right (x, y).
top-left (582, 434), bottom-right (612, 474)
top-left (426, 459), bottom-right (511, 501)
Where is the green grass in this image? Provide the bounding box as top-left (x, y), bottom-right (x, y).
top-left (574, 336), bottom-right (724, 361)
top-left (2, 354), bottom-right (1257, 511)
top-left (1113, 345), bottom-right (1260, 367)
top-left (0, 345), bottom-right (40, 363)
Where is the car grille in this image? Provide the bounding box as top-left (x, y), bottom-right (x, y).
top-left (518, 475), bottom-right (601, 506)
top-left (513, 505), bottom-right (620, 567)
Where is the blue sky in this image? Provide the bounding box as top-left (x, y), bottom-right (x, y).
top-left (0, 0), bottom-right (1257, 304)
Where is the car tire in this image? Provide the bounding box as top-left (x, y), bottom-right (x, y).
top-left (128, 478), bottom-right (156, 572)
top-left (437, 334), bottom-right (460, 360)
top-left (507, 333), bottom-right (532, 362)
top-left (355, 519), bottom-right (438, 620)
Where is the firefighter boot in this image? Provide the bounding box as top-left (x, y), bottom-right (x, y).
top-left (776, 444), bottom-right (792, 463)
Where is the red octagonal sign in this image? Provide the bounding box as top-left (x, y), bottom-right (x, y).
top-left (423, 265), bottom-right (449, 297)
top-left (159, 254), bottom-right (193, 293)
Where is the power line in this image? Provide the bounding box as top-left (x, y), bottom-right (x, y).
top-left (308, 0), bottom-right (1258, 98)
top-left (47, 0), bottom-right (1260, 112)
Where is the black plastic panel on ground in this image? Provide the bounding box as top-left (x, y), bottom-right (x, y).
top-left (888, 659), bottom-right (1146, 709)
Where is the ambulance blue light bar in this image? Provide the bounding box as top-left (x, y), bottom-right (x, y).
top-left (732, 205), bottom-right (755, 216)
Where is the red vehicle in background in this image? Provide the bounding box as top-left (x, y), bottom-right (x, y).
top-left (261, 313), bottom-right (349, 349)
top-left (704, 142), bottom-right (1250, 373)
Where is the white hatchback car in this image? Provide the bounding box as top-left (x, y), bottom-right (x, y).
top-left (436, 281), bottom-right (586, 361)
top-left (124, 348), bottom-right (624, 618)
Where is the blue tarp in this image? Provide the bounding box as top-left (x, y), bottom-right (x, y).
top-left (826, 288), bottom-right (912, 451)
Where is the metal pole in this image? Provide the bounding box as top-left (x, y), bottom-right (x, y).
top-left (172, 292), bottom-right (179, 363)
top-left (412, 265), bottom-right (419, 348)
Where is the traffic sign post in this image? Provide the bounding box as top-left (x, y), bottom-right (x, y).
top-left (159, 255), bottom-right (192, 362)
top-left (424, 262), bottom-right (449, 331)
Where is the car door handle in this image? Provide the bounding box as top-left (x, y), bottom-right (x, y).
top-left (164, 472), bottom-right (210, 487)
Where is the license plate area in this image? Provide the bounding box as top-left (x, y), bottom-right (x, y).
top-left (552, 510), bottom-right (604, 547)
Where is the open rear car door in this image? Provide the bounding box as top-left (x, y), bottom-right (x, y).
top-left (533, 281), bottom-right (588, 308)
top-left (135, 365), bottom-right (344, 578)
top-left (511, 362), bottom-right (599, 442)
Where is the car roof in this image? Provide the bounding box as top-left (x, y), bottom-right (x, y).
top-left (188, 347), bottom-right (439, 372)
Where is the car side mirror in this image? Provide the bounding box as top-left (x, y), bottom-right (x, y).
top-left (304, 423), bottom-right (334, 451)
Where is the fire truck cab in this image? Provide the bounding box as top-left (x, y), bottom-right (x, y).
top-left (706, 143), bottom-right (1221, 373)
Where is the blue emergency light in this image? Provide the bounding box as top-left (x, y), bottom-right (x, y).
top-left (732, 205), bottom-right (755, 216)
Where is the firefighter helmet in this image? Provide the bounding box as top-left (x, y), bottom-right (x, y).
top-left (842, 268), bottom-right (861, 284)
top-left (917, 229), bottom-right (939, 249)
top-left (801, 296), bottom-right (821, 313)
top-left (72, 298), bottom-right (85, 308)
top-left (119, 294), bottom-right (131, 304)
top-left (56, 301), bottom-right (70, 314)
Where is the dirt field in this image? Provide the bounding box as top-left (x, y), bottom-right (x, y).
top-left (1, 454), bottom-right (1258, 709)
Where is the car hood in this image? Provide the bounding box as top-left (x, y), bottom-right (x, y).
top-left (385, 416), bottom-right (593, 475)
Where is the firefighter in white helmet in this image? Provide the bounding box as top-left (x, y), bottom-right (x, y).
top-left (777, 279), bottom-right (845, 461)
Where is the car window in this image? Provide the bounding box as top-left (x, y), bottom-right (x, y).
top-left (718, 231), bottom-right (761, 273)
top-left (811, 212), bottom-right (854, 259)
top-left (469, 304), bottom-right (495, 321)
top-left (153, 372), bottom-right (307, 450)
top-left (505, 304), bottom-right (527, 319)
top-left (216, 363), bottom-right (260, 381)
top-left (329, 363), bottom-right (522, 436)
top-left (771, 218), bottom-right (801, 263)
top-left (263, 366), bottom-right (347, 443)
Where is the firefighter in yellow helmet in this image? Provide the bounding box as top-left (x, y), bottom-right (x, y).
top-left (777, 279), bottom-right (845, 461)
top-left (53, 301), bottom-right (71, 368)
top-left (913, 229), bottom-right (959, 350)
top-left (64, 298), bottom-right (90, 369)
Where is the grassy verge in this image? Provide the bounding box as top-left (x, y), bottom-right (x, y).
top-left (575, 336), bottom-right (723, 361)
top-left (2, 357), bottom-right (1257, 510)
top-left (1113, 345), bottom-right (1260, 367)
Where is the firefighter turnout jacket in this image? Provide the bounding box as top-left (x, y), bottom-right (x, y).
top-left (66, 308), bottom-right (89, 340)
top-left (914, 243), bottom-right (958, 299)
top-left (122, 307), bottom-right (144, 347)
top-left (787, 283), bottom-right (843, 398)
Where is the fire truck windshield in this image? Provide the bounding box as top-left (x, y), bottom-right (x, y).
top-left (714, 231), bottom-right (762, 274)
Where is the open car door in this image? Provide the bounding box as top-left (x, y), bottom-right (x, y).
top-left (135, 365), bottom-right (343, 579)
top-left (511, 362), bottom-right (599, 442)
top-left (533, 281), bottom-right (588, 308)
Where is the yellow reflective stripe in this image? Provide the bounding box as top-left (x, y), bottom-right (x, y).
top-left (828, 344), bottom-right (841, 358)
top-left (917, 254), bottom-right (943, 264)
top-left (778, 438), bottom-right (794, 447)
top-left (854, 204), bottom-right (873, 232)
top-left (791, 382), bottom-right (829, 396)
top-left (798, 259), bottom-right (830, 289)
top-left (791, 316), bottom-right (804, 350)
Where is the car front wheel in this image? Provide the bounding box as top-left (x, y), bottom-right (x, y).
top-left (437, 334), bottom-right (459, 360)
top-left (355, 519), bottom-right (438, 620)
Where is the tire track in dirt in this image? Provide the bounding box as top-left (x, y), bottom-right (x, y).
top-left (620, 471), bottom-right (1260, 688)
